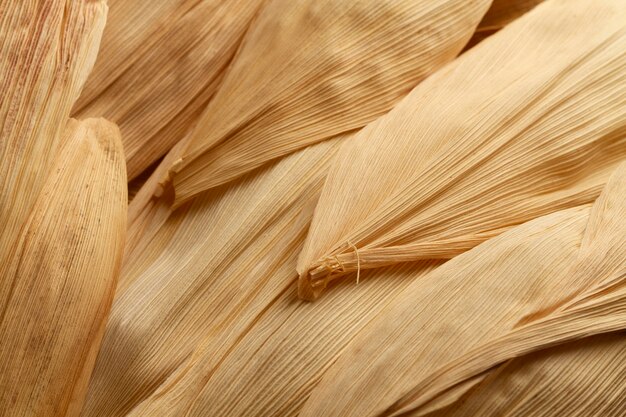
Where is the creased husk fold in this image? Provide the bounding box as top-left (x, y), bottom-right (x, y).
top-left (73, 0), bottom-right (264, 179)
top-left (298, 0), bottom-right (626, 299)
top-left (300, 161), bottom-right (626, 417)
top-left (80, 137), bottom-right (345, 417)
top-left (170, 0), bottom-right (493, 206)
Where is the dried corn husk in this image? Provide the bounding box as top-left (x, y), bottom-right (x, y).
top-left (124, 262), bottom-right (440, 417)
top-left (0, 119), bottom-right (127, 417)
top-left (429, 333), bottom-right (626, 417)
top-left (300, 162), bottom-right (626, 417)
top-left (170, 0), bottom-right (493, 206)
top-left (298, 0), bottom-right (626, 299)
top-left (124, 136), bottom-right (190, 260)
top-left (80, 138), bottom-right (344, 417)
top-left (149, 161), bottom-right (625, 417)
top-left (465, 0), bottom-right (543, 49)
top-left (0, 0), bottom-right (107, 279)
top-left (73, 0), bottom-right (264, 179)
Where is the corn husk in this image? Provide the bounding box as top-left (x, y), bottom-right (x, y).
top-left (298, 0), bottom-right (626, 299)
top-left (0, 0), bottom-right (107, 278)
top-left (300, 162), bottom-right (626, 417)
top-left (169, 0), bottom-right (493, 206)
top-left (73, 0), bottom-right (264, 179)
top-left (465, 0), bottom-right (544, 49)
top-left (0, 118), bottom-right (127, 416)
top-left (131, 162), bottom-right (625, 417)
top-left (124, 136), bottom-right (190, 261)
top-left (429, 333), bottom-right (626, 417)
top-left (80, 137), bottom-right (344, 417)
top-left (124, 262), bottom-right (440, 417)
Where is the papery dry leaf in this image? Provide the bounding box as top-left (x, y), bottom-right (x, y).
top-left (73, 0), bottom-right (264, 180)
top-left (0, 0), bottom-right (107, 280)
top-left (298, 0), bottom-right (626, 299)
top-left (170, 0), bottom-right (493, 206)
top-left (80, 138), bottom-right (344, 417)
top-left (430, 333), bottom-right (626, 417)
top-left (465, 0), bottom-right (543, 49)
top-left (153, 157), bottom-right (623, 417)
top-left (123, 262), bottom-right (441, 417)
top-left (300, 162), bottom-right (626, 417)
top-left (124, 136), bottom-right (190, 261)
top-left (0, 119), bottom-right (127, 417)
top-left (479, 0), bottom-right (544, 27)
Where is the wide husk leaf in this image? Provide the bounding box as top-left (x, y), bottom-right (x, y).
top-left (123, 262), bottom-right (440, 417)
top-left (0, 0), bottom-right (107, 282)
top-left (73, 0), bottom-right (264, 179)
top-left (429, 333), bottom-right (626, 417)
top-left (80, 137), bottom-right (346, 417)
top-left (170, 0), bottom-right (493, 206)
top-left (179, 162), bottom-right (624, 417)
top-left (0, 119), bottom-right (127, 416)
top-left (298, 0), bottom-right (626, 299)
top-left (300, 162), bottom-right (626, 417)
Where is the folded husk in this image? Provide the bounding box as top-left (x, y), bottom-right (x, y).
top-left (465, 0), bottom-right (543, 49)
top-left (170, 0), bottom-right (493, 206)
top-left (300, 162), bottom-right (626, 417)
top-left (113, 165), bottom-right (625, 417)
top-left (124, 262), bottom-right (440, 417)
top-left (0, 119), bottom-right (127, 417)
top-left (430, 333), bottom-right (626, 417)
top-left (73, 0), bottom-right (264, 179)
top-left (0, 0), bottom-right (107, 281)
top-left (80, 137), bottom-right (345, 417)
top-left (298, 0), bottom-right (626, 299)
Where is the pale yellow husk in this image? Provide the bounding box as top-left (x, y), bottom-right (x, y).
top-left (465, 0), bottom-right (544, 48)
top-left (300, 162), bottom-right (626, 417)
top-left (121, 163), bottom-right (625, 417)
top-left (124, 262), bottom-right (441, 417)
top-left (170, 0), bottom-right (494, 206)
top-left (429, 333), bottom-right (626, 417)
top-left (0, 118), bottom-right (127, 417)
top-left (73, 0), bottom-right (264, 179)
top-left (80, 137), bottom-right (346, 417)
top-left (298, 0), bottom-right (626, 299)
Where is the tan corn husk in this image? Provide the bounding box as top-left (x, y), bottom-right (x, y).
top-left (429, 333), bottom-right (626, 417)
top-left (300, 162), bottom-right (626, 417)
top-left (465, 0), bottom-right (544, 49)
top-left (73, 0), bottom-right (264, 179)
top-left (124, 135), bottom-right (190, 260)
top-left (298, 0), bottom-right (626, 299)
top-left (169, 0), bottom-right (494, 206)
top-left (0, 0), bottom-right (107, 280)
top-left (163, 161), bottom-right (624, 417)
top-left (80, 137), bottom-right (345, 417)
top-left (0, 119), bottom-right (127, 417)
top-left (124, 262), bottom-right (440, 417)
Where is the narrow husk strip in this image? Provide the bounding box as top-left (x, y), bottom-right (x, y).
top-left (0, 119), bottom-right (127, 417)
top-left (170, 0), bottom-right (493, 206)
top-left (80, 138), bottom-right (345, 417)
top-left (73, 0), bottom-right (264, 179)
top-left (0, 0), bottom-right (107, 282)
top-left (300, 162), bottom-right (626, 417)
top-left (430, 333), bottom-right (626, 417)
top-left (298, 0), bottom-right (626, 299)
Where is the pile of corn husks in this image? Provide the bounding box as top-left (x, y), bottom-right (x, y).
top-left (1, 0), bottom-right (625, 416)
